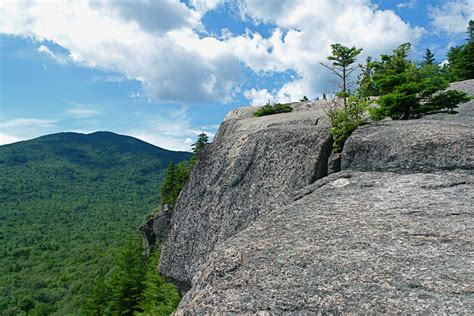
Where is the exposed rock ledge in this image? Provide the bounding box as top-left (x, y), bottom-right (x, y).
top-left (160, 80), bottom-right (474, 313)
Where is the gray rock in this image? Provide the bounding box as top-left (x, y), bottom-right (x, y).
top-left (141, 206), bottom-right (172, 256)
top-left (161, 80), bottom-right (474, 313)
top-left (159, 109), bottom-right (332, 286)
top-left (341, 119), bottom-right (474, 173)
top-left (176, 171), bottom-right (474, 314)
top-left (327, 152), bottom-right (341, 175)
top-left (152, 205), bottom-right (172, 241)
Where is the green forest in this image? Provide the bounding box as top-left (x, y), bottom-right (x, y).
top-left (0, 132), bottom-right (191, 315)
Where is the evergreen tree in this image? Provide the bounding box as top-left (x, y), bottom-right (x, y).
top-left (109, 238), bottom-right (146, 315)
top-left (369, 43), bottom-right (471, 120)
top-left (191, 133), bottom-right (209, 154)
top-left (137, 249), bottom-right (180, 315)
top-left (357, 56), bottom-right (378, 97)
top-left (320, 43), bottom-right (363, 107)
top-left (422, 48), bottom-right (436, 66)
top-left (160, 162), bottom-right (178, 207)
top-left (445, 20), bottom-right (474, 81)
top-left (82, 273), bottom-right (112, 315)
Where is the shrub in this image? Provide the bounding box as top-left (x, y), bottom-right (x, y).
top-left (327, 97), bottom-right (369, 153)
top-left (254, 103), bottom-right (292, 117)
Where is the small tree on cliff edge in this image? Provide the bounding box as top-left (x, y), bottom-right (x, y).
top-left (320, 43), bottom-right (363, 107)
top-left (192, 132), bottom-right (209, 154)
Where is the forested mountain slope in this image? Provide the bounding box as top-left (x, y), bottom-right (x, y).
top-left (0, 131), bottom-right (191, 315)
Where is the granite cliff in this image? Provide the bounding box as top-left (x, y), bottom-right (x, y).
top-left (159, 80), bottom-right (473, 313)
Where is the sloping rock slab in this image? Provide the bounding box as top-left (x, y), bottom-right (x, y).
top-left (176, 171), bottom-right (474, 314)
top-left (160, 114), bottom-right (332, 286)
top-left (342, 119), bottom-right (473, 173)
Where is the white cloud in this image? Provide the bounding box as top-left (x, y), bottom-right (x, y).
top-left (66, 107), bottom-right (101, 119)
top-left (397, 0), bottom-right (417, 9)
top-left (126, 107), bottom-right (215, 151)
top-left (233, 0), bottom-right (423, 102)
top-left (244, 88), bottom-right (274, 106)
top-left (0, 118), bottom-right (57, 129)
top-left (0, 0), bottom-right (424, 106)
top-left (0, 0), bottom-right (242, 104)
top-left (37, 44), bottom-right (70, 65)
top-left (0, 133), bottom-right (22, 145)
top-left (428, 0), bottom-right (474, 35)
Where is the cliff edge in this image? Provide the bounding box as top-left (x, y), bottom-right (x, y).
top-left (160, 80), bottom-right (473, 313)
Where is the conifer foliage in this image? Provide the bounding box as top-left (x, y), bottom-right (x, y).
top-left (445, 20), bottom-right (474, 81)
top-left (82, 239), bottom-right (180, 315)
top-left (367, 43), bottom-right (471, 120)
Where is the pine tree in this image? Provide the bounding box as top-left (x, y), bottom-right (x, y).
top-left (320, 43), bottom-right (363, 107)
top-left (446, 20), bottom-right (474, 81)
top-left (109, 238), bottom-right (146, 315)
top-left (422, 48), bottom-right (436, 66)
top-left (138, 249), bottom-right (180, 315)
top-left (369, 43), bottom-right (471, 120)
top-left (357, 56), bottom-right (378, 97)
top-left (191, 133), bottom-right (209, 154)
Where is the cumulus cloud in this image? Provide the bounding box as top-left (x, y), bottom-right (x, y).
top-left (244, 88), bottom-right (274, 106)
top-left (0, 0), bottom-right (423, 106)
top-left (428, 0), bottom-right (474, 35)
top-left (236, 0), bottom-right (423, 103)
top-left (0, 0), bottom-right (242, 104)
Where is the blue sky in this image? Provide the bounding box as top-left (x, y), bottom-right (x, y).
top-left (1, 0), bottom-right (473, 150)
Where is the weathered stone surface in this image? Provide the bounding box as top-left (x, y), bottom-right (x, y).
top-left (161, 80), bottom-right (474, 313)
top-left (141, 206), bottom-right (172, 256)
top-left (342, 80), bottom-right (474, 173)
top-left (159, 107), bottom-right (332, 286)
top-left (176, 171), bottom-right (474, 314)
top-left (341, 119), bottom-right (474, 173)
top-left (152, 205), bottom-right (172, 241)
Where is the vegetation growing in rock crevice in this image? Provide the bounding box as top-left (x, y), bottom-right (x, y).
top-left (326, 97), bottom-right (369, 153)
top-left (253, 102), bottom-right (293, 117)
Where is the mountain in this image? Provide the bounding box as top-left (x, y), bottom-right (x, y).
top-left (0, 131), bottom-right (191, 315)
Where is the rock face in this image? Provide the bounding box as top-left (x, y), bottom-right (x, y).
top-left (160, 80), bottom-right (474, 313)
top-left (341, 119), bottom-right (473, 173)
top-left (342, 80), bottom-right (474, 174)
top-left (141, 206), bottom-right (172, 255)
top-left (160, 102), bottom-right (333, 287)
top-left (177, 171), bottom-right (473, 314)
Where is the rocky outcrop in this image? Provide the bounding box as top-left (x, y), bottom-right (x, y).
top-left (176, 171), bottom-right (473, 314)
top-left (341, 80), bottom-right (474, 174)
top-left (160, 102), bottom-right (333, 287)
top-left (341, 119), bottom-right (473, 173)
top-left (161, 80), bottom-right (474, 313)
top-left (141, 206), bottom-right (172, 255)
